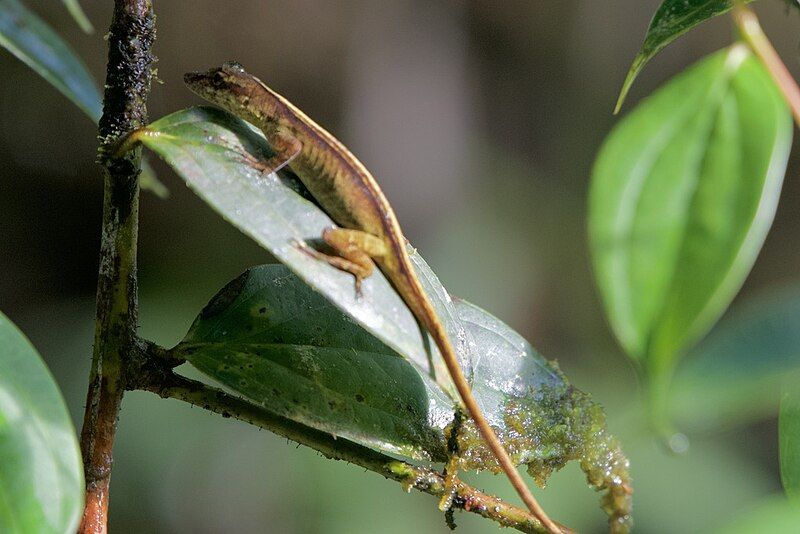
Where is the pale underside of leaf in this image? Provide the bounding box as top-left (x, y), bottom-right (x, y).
top-left (140, 106), bottom-right (474, 397)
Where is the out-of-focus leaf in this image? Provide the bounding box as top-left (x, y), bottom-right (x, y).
top-left (140, 159), bottom-right (169, 198)
top-left (781, 388), bottom-right (800, 500)
top-left (615, 0), bottom-right (754, 112)
top-left (0, 311), bottom-right (83, 533)
top-left (138, 106), bottom-right (472, 397)
top-left (61, 0), bottom-right (93, 33)
top-left (672, 285), bottom-right (800, 430)
top-left (0, 0), bottom-right (166, 197)
top-left (175, 264), bottom-right (632, 530)
top-left (715, 496), bottom-right (800, 533)
top-left (590, 47), bottom-right (791, 384)
top-left (0, 0), bottom-right (101, 120)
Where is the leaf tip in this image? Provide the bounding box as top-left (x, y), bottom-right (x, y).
top-left (65, 0), bottom-right (95, 34)
top-left (614, 55), bottom-right (646, 115)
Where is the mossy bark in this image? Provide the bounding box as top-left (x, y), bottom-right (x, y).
top-left (78, 2), bottom-right (155, 532)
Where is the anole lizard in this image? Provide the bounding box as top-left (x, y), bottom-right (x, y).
top-left (182, 62), bottom-right (563, 534)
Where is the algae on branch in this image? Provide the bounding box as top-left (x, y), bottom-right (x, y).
top-left (454, 370), bottom-right (633, 533)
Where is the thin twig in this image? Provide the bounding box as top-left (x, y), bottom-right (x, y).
top-left (77, 2), bottom-right (155, 533)
top-left (139, 370), bottom-right (569, 534)
top-left (733, 5), bottom-right (800, 127)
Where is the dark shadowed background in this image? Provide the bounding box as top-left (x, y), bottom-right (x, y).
top-left (2, 1), bottom-right (800, 532)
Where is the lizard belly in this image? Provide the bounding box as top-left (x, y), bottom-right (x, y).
top-left (291, 156), bottom-right (387, 238)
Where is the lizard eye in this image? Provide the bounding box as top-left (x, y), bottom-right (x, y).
top-left (222, 61), bottom-right (246, 74)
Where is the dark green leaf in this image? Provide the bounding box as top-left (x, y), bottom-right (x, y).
top-left (781, 387), bottom-right (800, 500)
top-left (61, 0), bottom-right (93, 33)
top-left (590, 47), bottom-right (791, 383)
top-left (175, 265), bottom-right (633, 528)
top-left (139, 106), bottom-right (473, 397)
top-left (672, 285), bottom-right (800, 429)
top-left (616, 0), bottom-right (754, 112)
top-left (0, 311), bottom-right (83, 533)
top-left (0, 0), bottom-right (101, 120)
top-left (175, 264), bottom-right (453, 461)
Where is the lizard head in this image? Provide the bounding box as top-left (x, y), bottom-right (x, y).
top-left (184, 62), bottom-right (274, 124)
top-left (184, 62), bottom-right (252, 99)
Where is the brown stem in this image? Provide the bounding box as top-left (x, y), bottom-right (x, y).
top-left (139, 371), bottom-right (570, 534)
top-left (78, 2), bottom-right (155, 533)
top-left (733, 5), bottom-right (800, 127)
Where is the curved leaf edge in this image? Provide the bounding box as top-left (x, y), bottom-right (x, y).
top-left (0, 311), bottom-right (84, 533)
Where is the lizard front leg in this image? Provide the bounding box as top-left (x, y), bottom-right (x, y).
top-left (297, 228), bottom-right (388, 295)
top-left (257, 127), bottom-right (303, 175)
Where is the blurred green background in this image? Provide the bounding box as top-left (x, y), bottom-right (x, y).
top-left (2, 1), bottom-right (800, 532)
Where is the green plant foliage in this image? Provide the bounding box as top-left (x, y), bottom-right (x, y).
top-left (616, 0), bottom-right (754, 112)
top-left (671, 285), bottom-right (800, 430)
top-left (62, 0), bottom-right (93, 33)
top-left (590, 46), bottom-right (791, 389)
top-left (0, 0), bottom-right (101, 119)
top-left (139, 161), bottom-right (169, 199)
top-left (174, 264), bottom-right (453, 461)
top-left (452, 300), bottom-right (633, 529)
top-left (0, 0), bottom-right (166, 197)
top-left (781, 388), bottom-right (800, 500)
top-left (138, 106), bottom-right (472, 397)
top-left (0, 311), bottom-right (83, 533)
top-left (138, 104), bottom-right (633, 525)
top-left (173, 264), bottom-right (632, 528)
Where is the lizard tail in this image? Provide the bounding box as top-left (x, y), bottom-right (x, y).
top-left (385, 255), bottom-right (564, 534)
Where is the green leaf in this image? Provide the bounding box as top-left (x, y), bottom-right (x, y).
top-left (138, 106), bottom-right (472, 397)
top-left (175, 264), bottom-right (453, 461)
top-left (590, 46), bottom-right (792, 383)
top-left (175, 265), bottom-right (632, 528)
top-left (0, 311), bottom-right (83, 533)
top-left (140, 159), bottom-right (169, 198)
top-left (616, 0), bottom-right (754, 112)
top-left (452, 300), bottom-right (633, 528)
top-left (61, 0), bottom-right (93, 34)
top-left (671, 285), bottom-right (800, 430)
top-left (781, 387), bottom-right (800, 500)
top-left (0, 0), bottom-right (101, 120)
top-left (141, 104), bottom-right (632, 527)
top-left (0, 0), bottom-right (167, 197)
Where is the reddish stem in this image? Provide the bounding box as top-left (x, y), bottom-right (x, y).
top-left (734, 5), bottom-right (800, 127)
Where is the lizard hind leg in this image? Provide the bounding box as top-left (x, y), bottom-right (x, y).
top-left (298, 227), bottom-right (388, 295)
